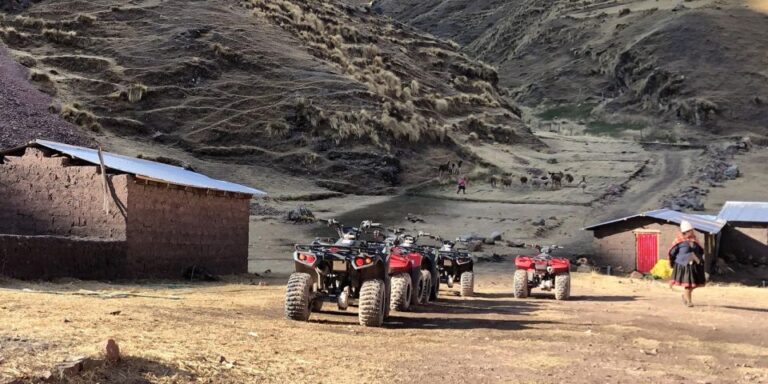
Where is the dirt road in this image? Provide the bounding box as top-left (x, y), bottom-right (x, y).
top-left (1, 269), bottom-right (767, 384)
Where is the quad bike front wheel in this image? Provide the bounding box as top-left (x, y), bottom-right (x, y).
top-left (460, 272), bottom-right (474, 297)
top-left (513, 269), bottom-right (529, 298)
top-left (390, 273), bottom-right (412, 312)
top-left (430, 271), bottom-right (440, 301)
top-left (555, 273), bottom-right (571, 300)
top-left (285, 272), bottom-right (312, 321)
top-left (419, 269), bottom-right (432, 303)
top-left (359, 279), bottom-right (387, 327)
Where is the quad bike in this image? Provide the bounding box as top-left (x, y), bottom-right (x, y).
top-left (513, 245), bottom-right (571, 300)
top-left (387, 231), bottom-right (439, 311)
top-left (285, 220), bottom-right (391, 326)
top-left (436, 240), bottom-right (475, 297)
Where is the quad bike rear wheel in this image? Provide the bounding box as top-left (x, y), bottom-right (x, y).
top-left (285, 272), bottom-right (312, 321)
top-left (460, 272), bottom-right (474, 297)
top-left (390, 273), bottom-right (412, 312)
top-left (359, 279), bottom-right (387, 327)
top-left (555, 273), bottom-right (571, 300)
top-left (513, 269), bottom-right (529, 298)
top-left (419, 269), bottom-right (432, 303)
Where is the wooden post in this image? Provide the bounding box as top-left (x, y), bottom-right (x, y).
top-left (98, 147), bottom-right (109, 214)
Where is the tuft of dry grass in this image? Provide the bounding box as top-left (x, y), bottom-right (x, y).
top-left (60, 103), bottom-right (101, 132)
top-left (126, 83), bottom-right (148, 103)
top-left (41, 28), bottom-right (79, 46)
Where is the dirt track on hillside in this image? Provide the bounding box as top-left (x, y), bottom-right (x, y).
top-left (1, 270), bottom-right (767, 384)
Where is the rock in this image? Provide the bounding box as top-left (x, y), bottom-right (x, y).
top-left (672, 3), bottom-right (688, 11)
top-left (629, 271), bottom-right (644, 279)
top-left (547, 158), bottom-right (558, 164)
top-left (105, 339), bottom-right (120, 364)
top-left (285, 205), bottom-right (314, 223)
top-left (405, 213), bottom-right (425, 223)
top-left (506, 240), bottom-right (526, 248)
top-left (466, 240), bottom-right (483, 252)
top-left (482, 238), bottom-right (496, 245)
top-left (489, 231), bottom-right (503, 241)
top-left (109, 311), bottom-right (121, 316)
top-left (723, 164), bottom-right (739, 179)
top-left (532, 219), bottom-right (546, 227)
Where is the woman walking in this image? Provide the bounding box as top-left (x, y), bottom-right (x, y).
top-left (669, 220), bottom-right (706, 307)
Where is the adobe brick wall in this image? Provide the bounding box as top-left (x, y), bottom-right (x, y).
top-left (0, 147), bottom-right (128, 239)
top-left (721, 223), bottom-right (768, 264)
top-left (125, 179), bottom-right (250, 277)
top-left (0, 235), bottom-right (126, 279)
top-left (591, 218), bottom-right (695, 271)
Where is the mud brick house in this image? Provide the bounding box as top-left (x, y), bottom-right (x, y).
top-left (717, 202), bottom-right (768, 266)
top-left (584, 209), bottom-right (726, 275)
top-left (0, 140), bottom-right (264, 279)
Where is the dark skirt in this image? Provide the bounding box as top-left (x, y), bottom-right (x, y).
top-left (671, 262), bottom-right (706, 288)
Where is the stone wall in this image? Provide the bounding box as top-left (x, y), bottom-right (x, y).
top-left (125, 179), bottom-right (250, 277)
top-left (0, 147), bottom-right (128, 239)
top-left (0, 235), bottom-right (126, 279)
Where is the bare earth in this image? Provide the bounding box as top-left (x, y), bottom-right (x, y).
top-left (1, 271), bottom-right (767, 384)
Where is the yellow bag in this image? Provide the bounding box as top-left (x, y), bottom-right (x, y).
top-left (650, 259), bottom-right (673, 279)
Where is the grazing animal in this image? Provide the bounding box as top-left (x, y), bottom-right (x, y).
top-left (489, 175), bottom-right (499, 188)
top-left (549, 172), bottom-right (564, 189)
top-left (438, 161), bottom-right (451, 177)
top-left (456, 160), bottom-right (463, 174)
top-left (501, 176), bottom-right (512, 188)
top-left (577, 176), bottom-right (587, 192)
top-left (520, 176), bottom-right (528, 185)
top-left (531, 178), bottom-right (544, 188)
top-left (565, 173), bottom-right (574, 184)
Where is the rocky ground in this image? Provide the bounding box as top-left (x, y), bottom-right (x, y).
top-left (0, 45), bottom-right (89, 149)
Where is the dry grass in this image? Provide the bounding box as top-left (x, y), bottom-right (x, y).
top-left (60, 103), bottom-right (101, 132)
top-left (1, 272), bottom-right (766, 383)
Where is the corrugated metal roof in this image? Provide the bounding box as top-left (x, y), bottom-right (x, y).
top-left (717, 201), bottom-right (768, 223)
top-left (584, 208), bottom-right (726, 234)
top-left (31, 140), bottom-right (265, 196)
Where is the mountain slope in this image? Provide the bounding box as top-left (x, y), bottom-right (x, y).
top-left (370, 0), bottom-right (768, 139)
top-left (0, 0), bottom-right (538, 192)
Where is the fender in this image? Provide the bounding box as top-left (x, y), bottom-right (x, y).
top-left (515, 256), bottom-right (533, 269)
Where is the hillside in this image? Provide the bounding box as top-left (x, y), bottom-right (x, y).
top-left (0, 0), bottom-right (538, 193)
top-left (366, 0), bottom-right (768, 140)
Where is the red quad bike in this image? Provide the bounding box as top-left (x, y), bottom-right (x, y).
top-left (285, 220), bottom-right (391, 327)
top-left (387, 232), bottom-right (438, 312)
top-left (513, 245), bottom-right (571, 300)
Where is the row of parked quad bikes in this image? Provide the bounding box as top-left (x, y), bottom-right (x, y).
top-left (285, 220), bottom-right (572, 327)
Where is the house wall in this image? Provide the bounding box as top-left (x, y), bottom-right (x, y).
top-left (0, 147), bottom-right (128, 239)
top-left (592, 218), bottom-right (711, 272)
top-left (125, 179), bottom-right (250, 277)
top-left (0, 235), bottom-right (126, 279)
top-left (720, 223), bottom-right (768, 265)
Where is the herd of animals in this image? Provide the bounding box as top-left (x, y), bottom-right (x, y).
top-left (437, 159), bottom-right (588, 191)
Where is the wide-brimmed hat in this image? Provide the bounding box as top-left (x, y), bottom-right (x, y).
top-left (680, 220), bottom-right (694, 233)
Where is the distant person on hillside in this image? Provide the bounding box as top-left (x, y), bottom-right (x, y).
top-left (456, 176), bottom-right (467, 194)
top-left (669, 220), bottom-right (705, 307)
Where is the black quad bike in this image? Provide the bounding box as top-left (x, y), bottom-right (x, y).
top-left (436, 240), bottom-right (475, 297)
top-left (284, 220), bottom-right (391, 327)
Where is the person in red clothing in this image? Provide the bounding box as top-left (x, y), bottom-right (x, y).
top-left (456, 176), bottom-right (467, 194)
top-left (669, 220), bottom-right (705, 307)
